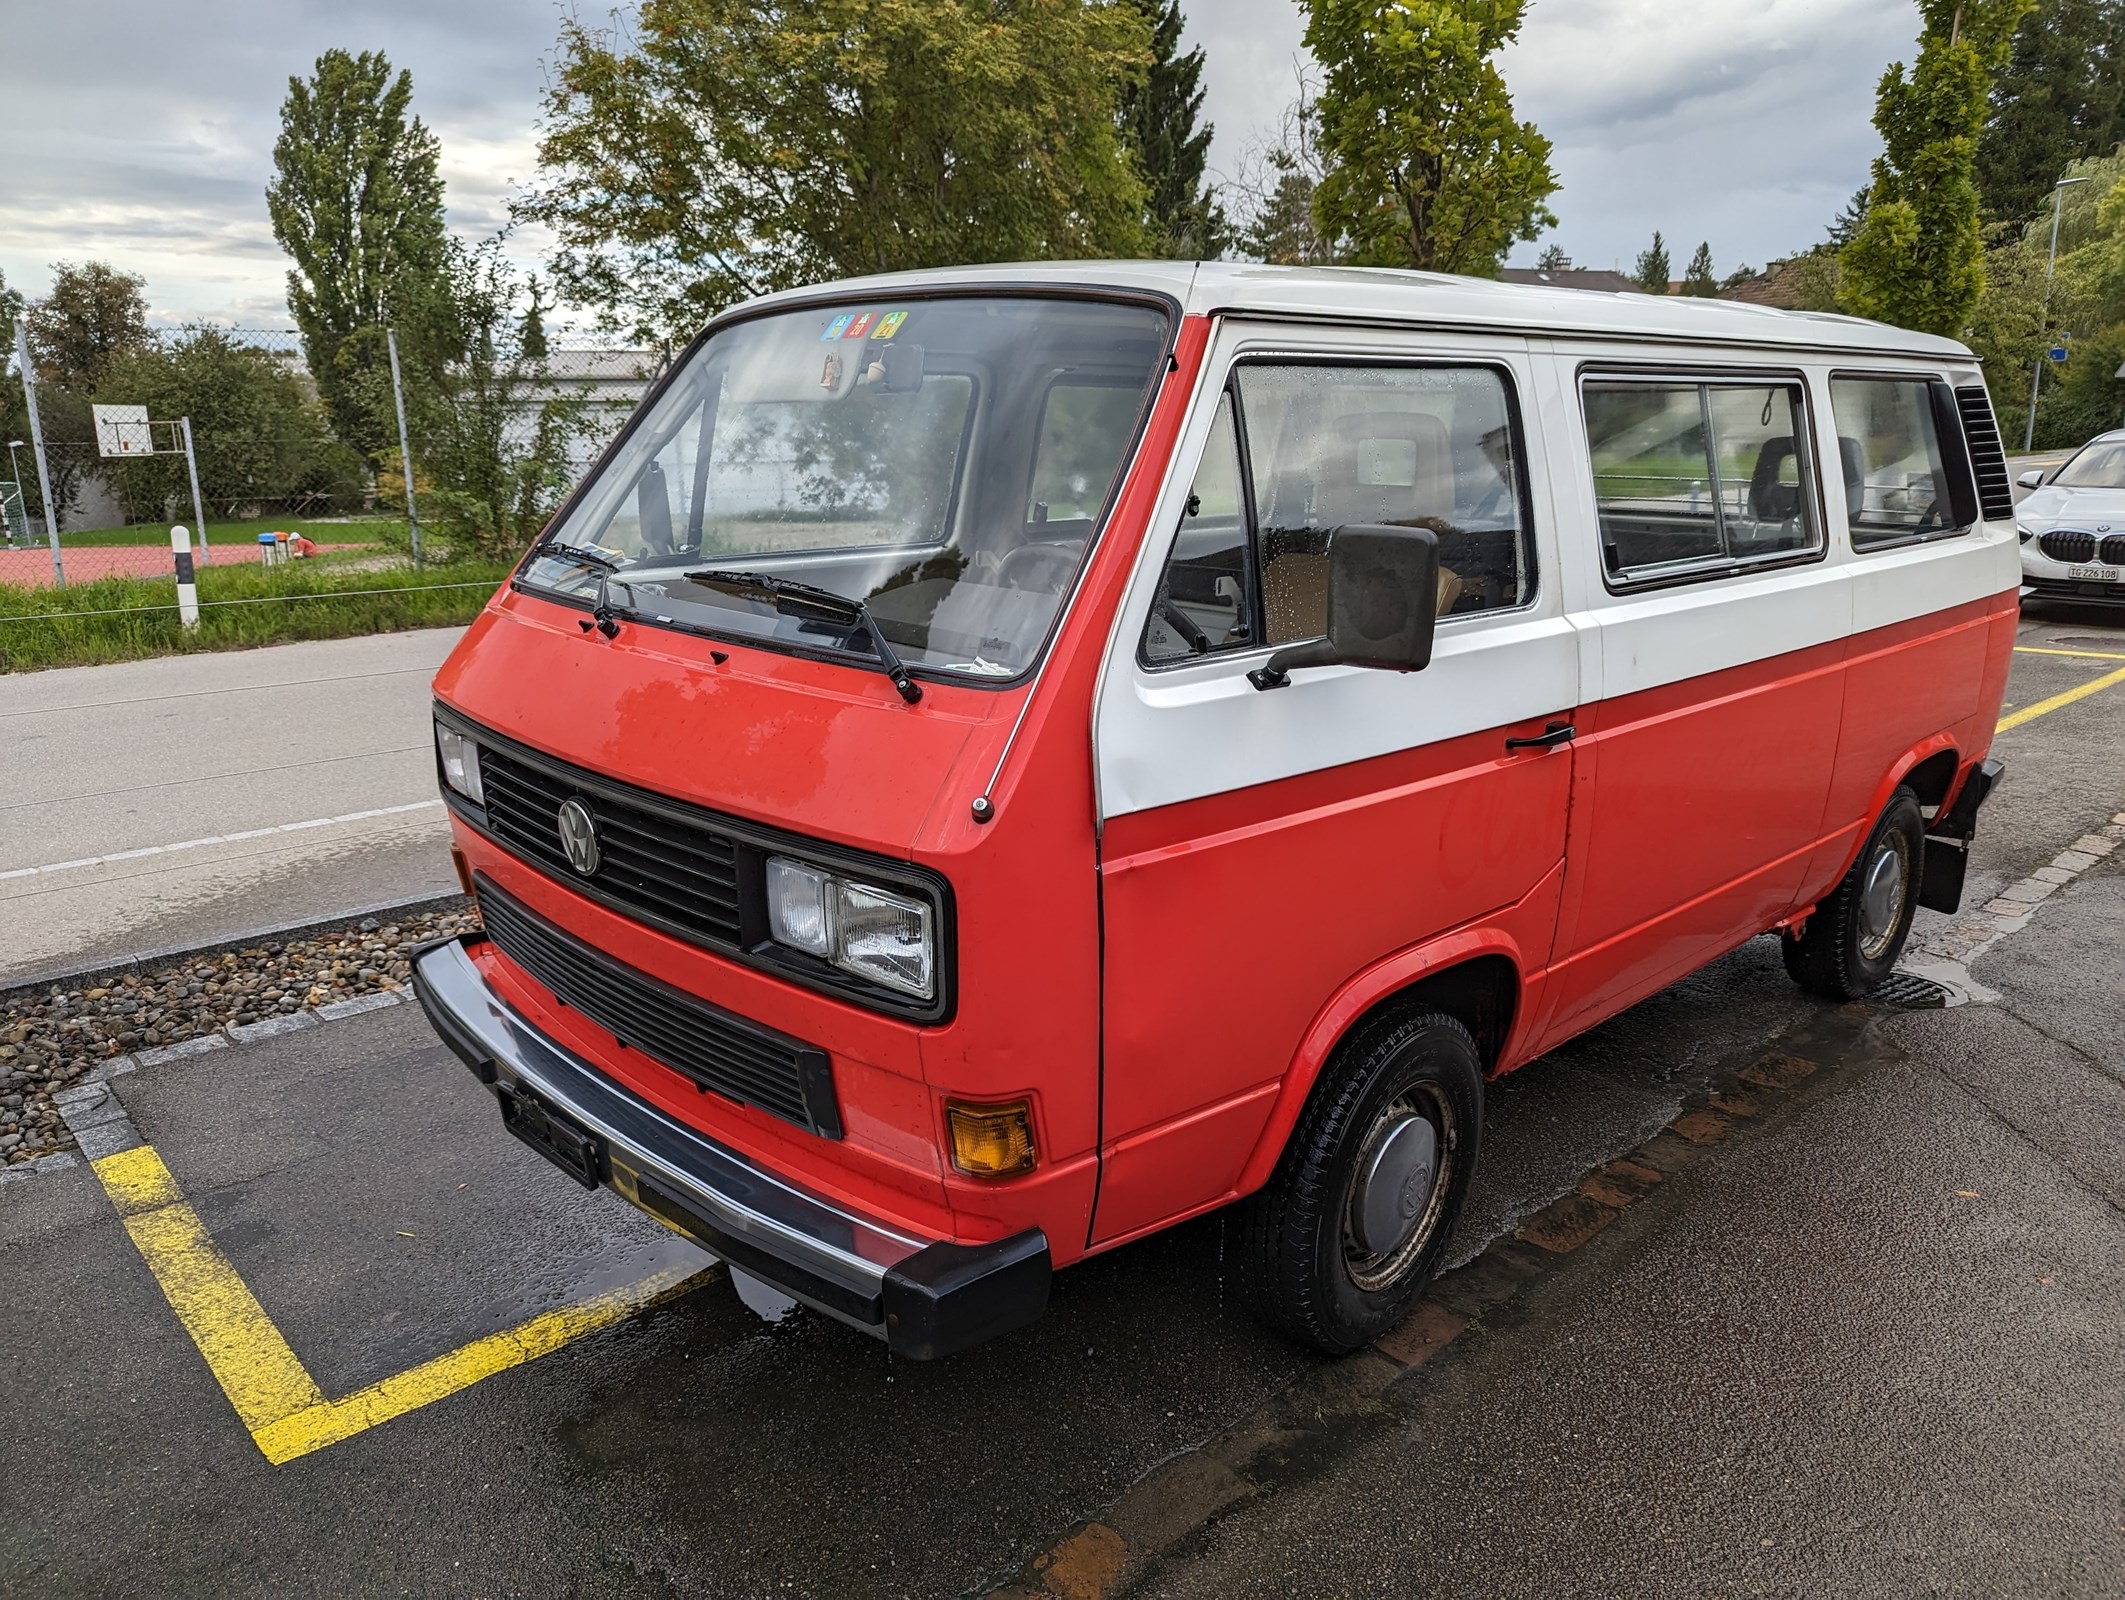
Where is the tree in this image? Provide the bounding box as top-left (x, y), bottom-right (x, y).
top-left (1535, 243), bottom-right (1571, 270)
top-left (266, 49), bottom-right (449, 458)
top-left (1826, 185), bottom-right (1873, 245)
top-left (518, 0), bottom-right (1153, 344)
top-left (409, 241), bottom-right (598, 562)
top-left (25, 261), bottom-right (151, 391)
top-left (1120, 0), bottom-right (1228, 257)
top-left (0, 267), bottom-right (22, 342)
top-left (1681, 241), bottom-right (1718, 295)
top-left (1302, 0), bottom-right (1558, 276)
top-left (520, 276), bottom-right (549, 361)
top-left (1230, 72), bottom-right (1341, 264)
top-left (1633, 231), bottom-right (1671, 293)
top-left (1977, 0), bottom-right (2125, 225)
top-left (1842, 0), bottom-right (2032, 336)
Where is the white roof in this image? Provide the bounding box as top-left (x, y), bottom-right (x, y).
top-left (736, 260), bottom-right (1974, 362)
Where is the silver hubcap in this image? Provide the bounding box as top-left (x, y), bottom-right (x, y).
top-left (1344, 1086), bottom-right (1455, 1292)
top-left (1860, 839), bottom-right (1907, 959)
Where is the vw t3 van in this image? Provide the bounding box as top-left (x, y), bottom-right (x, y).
top-left (414, 264), bottom-right (2017, 1357)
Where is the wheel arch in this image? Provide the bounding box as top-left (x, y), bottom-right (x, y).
top-left (1233, 933), bottom-right (1528, 1199)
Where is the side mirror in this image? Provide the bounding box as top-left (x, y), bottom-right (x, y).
top-left (1248, 524), bottom-right (1440, 691)
top-left (2017, 469), bottom-right (2044, 489)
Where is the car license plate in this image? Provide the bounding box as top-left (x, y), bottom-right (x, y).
top-left (2066, 564), bottom-right (2118, 581)
top-left (497, 1083), bottom-right (603, 1188)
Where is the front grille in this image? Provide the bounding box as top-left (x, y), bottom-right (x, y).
top-left (2041, 529), bottom-right (2099, 564)
top-left (1954, 385), bottom-right (2015, 522)
top-left (478, 744), bottom-right (743, 946)
top-left (2102, 535), bottom-right (2125, 566)
top-left (478, 875), bottom-right (838, 1137)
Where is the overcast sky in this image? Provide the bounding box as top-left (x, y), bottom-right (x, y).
top-left (0, 0), bottom-right (1923, 329)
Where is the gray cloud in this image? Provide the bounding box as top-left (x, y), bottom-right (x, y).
top-left (0, 0), bottom-right (1912, 325)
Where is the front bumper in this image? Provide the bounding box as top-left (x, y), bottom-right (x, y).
top-left (411, 935), bottom-right (1049, 1359)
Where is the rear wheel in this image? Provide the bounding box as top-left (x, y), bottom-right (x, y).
top-left (1237, 1010), bottom-right (1483, 1355)
top-left (1783, 786), bottom-right (1925, 999)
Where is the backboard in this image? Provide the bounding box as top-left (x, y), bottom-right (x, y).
top-left (93, 404), bottom-right (153, 457)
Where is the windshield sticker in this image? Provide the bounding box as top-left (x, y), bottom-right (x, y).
top-left (821, 313), bottom-right (854, 341)
top-left (842, 311), bottom-right (876, 340)
top-left (873, 310), bottom-right (909, 340)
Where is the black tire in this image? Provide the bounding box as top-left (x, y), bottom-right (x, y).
top-left (1237, 1010), bottom-right (1484, 1355)
top-left (1783, 785), bottom-right (1926, 999)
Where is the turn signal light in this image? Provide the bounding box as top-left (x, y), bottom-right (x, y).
top-left (450, 845), bottom-right (474, 897)
top-left (946, 1099), bottom-right (1037, 1179)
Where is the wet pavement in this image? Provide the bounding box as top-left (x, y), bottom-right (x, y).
top-left (0, 629), bottom-right (464, 986)
top-left (1, 601), bottom-right (2121, 1597)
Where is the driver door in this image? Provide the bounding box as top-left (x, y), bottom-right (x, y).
top-left (1088, 331), bottom-right (1582, 1245)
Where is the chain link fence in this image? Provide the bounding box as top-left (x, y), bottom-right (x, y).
top-left (3, 327), bottom-right (662, 591)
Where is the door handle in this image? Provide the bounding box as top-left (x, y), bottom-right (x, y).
top-left (1505, 720), bottom-right (1575, 752)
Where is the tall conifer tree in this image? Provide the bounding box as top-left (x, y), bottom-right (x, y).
top-left (1119, 0), bottom-right (1229, 257)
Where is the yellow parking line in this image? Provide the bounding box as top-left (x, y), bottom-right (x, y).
top-left (1997, 662), bottom-right (2125, 733)
top-left (252, 1265), bottom-right (703, 1465)
top-left (92, 1148), bottom-right (325, 1431)
top-left (2014, 645), bottom-right (2125, 661)
top-left (90, 1142), bottom-right (713, 1465)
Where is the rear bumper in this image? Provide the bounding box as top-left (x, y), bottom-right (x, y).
top-left (411, 935), bottom-right (1049, 1358)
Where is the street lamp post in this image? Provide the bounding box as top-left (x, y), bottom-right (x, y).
top-left (2026, 174), bottom-right (2094, 453)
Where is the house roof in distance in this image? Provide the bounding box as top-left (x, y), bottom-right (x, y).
top-left (1497, 267), bottom-right (1643, 294)
top-left (731, 260), bottom-right (1973, 361)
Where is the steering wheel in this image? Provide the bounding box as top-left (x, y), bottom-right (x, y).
top-left (1155, 595), bottom-right (1213, 655)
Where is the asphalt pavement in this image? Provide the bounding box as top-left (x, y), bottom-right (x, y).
top-left (1, 599), bottom-right (2121, 1598)
top-left (0, 629), bottom-right (464, 986)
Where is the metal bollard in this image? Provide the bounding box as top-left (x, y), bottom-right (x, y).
top-left (171, 525), bottom-right (200, 629)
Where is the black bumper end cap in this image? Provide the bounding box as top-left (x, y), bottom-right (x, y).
top-left (1938, 756), bottom-right (2005, 838)
top-left (882, 1227), bottom-right (1051, 1360)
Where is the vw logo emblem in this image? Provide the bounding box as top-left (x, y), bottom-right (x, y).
top-left (556, 798), bottom-right (600, 877)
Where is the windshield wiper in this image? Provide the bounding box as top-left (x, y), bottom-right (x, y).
top-left (539, 541), bottom-right (623, 573)
top-left (684, 568), bottom-right (922, 704)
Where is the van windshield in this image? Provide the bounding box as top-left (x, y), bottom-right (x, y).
top-left (520, 295), bottom-right (1172, 681)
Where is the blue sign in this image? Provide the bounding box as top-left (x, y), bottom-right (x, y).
top-left (2049, 346), bottom-right (2070, 363)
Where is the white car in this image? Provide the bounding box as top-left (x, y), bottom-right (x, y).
top-left (2018, 430), bottom-right (2125, 604)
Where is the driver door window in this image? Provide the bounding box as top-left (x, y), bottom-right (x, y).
top-left (1142, 363), bottom-right (1535, 666)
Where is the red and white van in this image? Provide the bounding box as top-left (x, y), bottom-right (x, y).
top-left (414, 264), bottom-right (2017, 1357)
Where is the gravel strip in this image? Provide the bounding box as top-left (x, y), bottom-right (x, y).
top-left (0, 906), bottom-right (481, 1169)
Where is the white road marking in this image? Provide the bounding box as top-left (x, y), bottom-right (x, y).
top-left (0, 801), bottom-right (446, 882)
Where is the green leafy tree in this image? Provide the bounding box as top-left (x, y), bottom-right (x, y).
top-left (0, 267), bottom-right (23, 342)
top-left (1977, 0), bottom-right (2125, 225)
top-left (407, 241), bottom-right (598, 562)
top-left (94, 329), bottom-right (365, 526)
top-left (1681, 241), bottom-right (1717, 295)
top-left (25, 261), bottom-right (152, 391)
top-left (1632, 231), bottom-right (1671, 293)
top-left (266, 49), bottom-right (450, 459)
top-left (1534, 243), bottom-right (1571, 270)
top-left (518, 0), bottom-right (1153, 344)
top-left (1120, 0), bottom-right (1228, 257)
top-left (1302, 0), bottom-right (1558, 276)
top-left (1842, 0), bottom-right (2033, 336)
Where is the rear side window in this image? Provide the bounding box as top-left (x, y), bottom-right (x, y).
top-left (1141, 362), bottom-right (1535, 666)
top-left (1829, 377), bottom-right (1971, 548)
top-left (1583, 377), bottom-right (1821, 585)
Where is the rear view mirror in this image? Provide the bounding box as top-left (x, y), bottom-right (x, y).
top-left (2017, 469), bottom-right (2044, 489)
top-left (862, 343), bottom-right (926, 393)
top-left (1249, 524), bottom-right (1441, 691)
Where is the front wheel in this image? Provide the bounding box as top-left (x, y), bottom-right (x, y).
top-left (1237, 1010), bottom-right (1483, 1355)
top-left (1783, 785), bottom-right (1925, 999)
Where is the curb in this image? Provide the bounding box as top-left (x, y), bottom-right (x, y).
top-left (0, 892), bottom-right (472, 1004)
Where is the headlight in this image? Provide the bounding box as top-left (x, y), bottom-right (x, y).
top-left (765, 854), bottom-right (935, 999)
top-left (436, 721), bottom-right (484, 806)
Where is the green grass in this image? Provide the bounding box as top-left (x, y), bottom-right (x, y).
top-left (41, 515), bottom-right (408, 549)
top-left (0, 554), bottom-right (513, 673)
